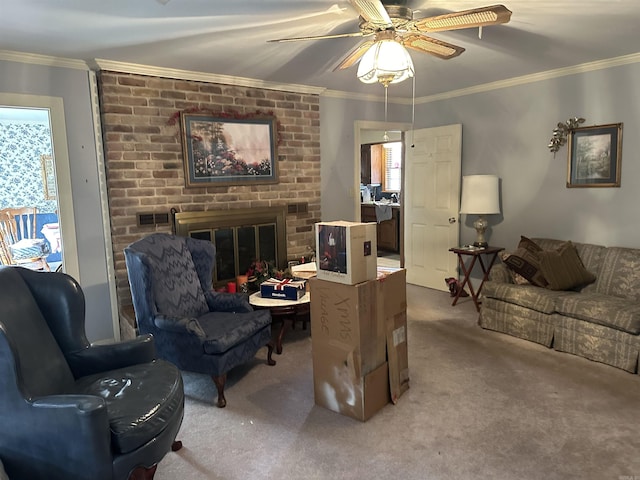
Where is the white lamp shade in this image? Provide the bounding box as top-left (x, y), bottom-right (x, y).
top-left (357, 39), bottom-right (415, 85)
top-left (459, 175), bottom-right (501, 214)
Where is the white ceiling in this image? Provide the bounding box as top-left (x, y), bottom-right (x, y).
top-left (1, 0), bottom-right (639, 99)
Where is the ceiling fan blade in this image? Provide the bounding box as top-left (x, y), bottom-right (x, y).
top-left (349, 0), bottom-right (393, 28)
top-left (333, 39), bottom-right (376, 71)
top-left (413, 4), bottom-right (512, 33)
top-left (268, 31), bottom-right (364, 43)
top-left (401, 33), bottom-right (465, 60)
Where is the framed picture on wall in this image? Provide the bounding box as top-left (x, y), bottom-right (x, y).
top-left (567, 123), bottom-right (622, 188)
top-left (180, 113), bottom-right (278, 187)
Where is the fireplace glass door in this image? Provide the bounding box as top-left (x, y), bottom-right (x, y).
top-left (174, 207), bottom-right (286, 287)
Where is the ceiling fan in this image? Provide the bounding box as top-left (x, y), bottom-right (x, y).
top-left (268, 0), bottom-right (512, 71)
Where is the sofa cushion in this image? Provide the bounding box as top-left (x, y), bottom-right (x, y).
top-left (74, 360), bottom-right (184, 454)
top-left (482, 280), bottom-right (575, 314)
top-left (501, 236), bottom-right (548, 287)
top-left (481, 297), bottom-right (556, 347)
top-left (595, 247), bottom-right (640, 301)
top-left (198, 309), bottom-right (272, 355)
top-left (555, 292), bottom-right (640, 335)
top-left (538, 241), bottom-right (596, 291)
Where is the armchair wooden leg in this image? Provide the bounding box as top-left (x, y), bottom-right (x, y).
top-left (129, 464), bottom-right (157, 480)
top-left (212, 374), bottom-right (227, 408)
top-left (267, 341), bottom-right (276, 366)
top-left (127, 441), bottom-right (181, 479)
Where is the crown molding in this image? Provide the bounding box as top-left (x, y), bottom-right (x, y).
top-left (0, 49), bottom-right (89, 70)
top-left (414, 51), bottom-right (640, 105)
top-left (3, 49), bottom-right (639, 105)
top-left (92, 59), bottom-right (326, 96)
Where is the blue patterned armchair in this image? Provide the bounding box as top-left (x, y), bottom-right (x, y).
top-left (124, 233), bottom-right (275, 408)
top-left (0, 265), bottom-right (184, 480)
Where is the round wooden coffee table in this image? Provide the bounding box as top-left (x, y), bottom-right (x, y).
top-left (249, 291), bottom-right (310, 354)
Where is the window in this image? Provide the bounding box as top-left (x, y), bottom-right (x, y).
top-left (383, 142), bottom-right (402, 192)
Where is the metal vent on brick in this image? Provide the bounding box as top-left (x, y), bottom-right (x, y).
top-left (137, 212), bottom-right (170, 227)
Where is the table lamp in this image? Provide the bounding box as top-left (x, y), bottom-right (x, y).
top-left (459, 175), bottom-right (501, 248)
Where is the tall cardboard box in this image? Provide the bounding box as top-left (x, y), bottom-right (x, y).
top-left (310, 276), bottom-right (388, 421)
top-left (377, 267), bottom-right (410, 403)
top-left (315, 221), bottom-right (377, 285)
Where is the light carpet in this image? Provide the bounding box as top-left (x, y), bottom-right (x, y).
top-left (155, 285), bottom-right (640, 480)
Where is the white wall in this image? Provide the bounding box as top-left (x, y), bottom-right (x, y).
top-left (321, 60), bottom-right (640, 249)
top-left (0, 59), bottom-right (114, 342)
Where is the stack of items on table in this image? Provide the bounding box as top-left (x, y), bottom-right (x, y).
top-left (310, 221), bottom-right (409, 421)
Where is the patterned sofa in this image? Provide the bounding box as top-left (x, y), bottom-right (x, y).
top-left (479, 238), bottom-right (640, 373)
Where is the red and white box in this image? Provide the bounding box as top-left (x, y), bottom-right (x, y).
top-left (260, 278), bottom-right (307, 300)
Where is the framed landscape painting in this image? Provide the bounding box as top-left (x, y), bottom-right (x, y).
top-left (180, 113), bottom-right (278, 187)
top-left (567, 123), bottom-right (622, 188)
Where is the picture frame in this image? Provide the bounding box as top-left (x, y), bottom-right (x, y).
top-left (567, 123), bottom-right (622, 188)
top-left (180, 113), bottom-right (278, 187)
top-left (40, 154), bottom-right (57, 200)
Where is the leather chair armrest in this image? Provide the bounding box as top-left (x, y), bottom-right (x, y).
top-left (32, 394), bottom-right (106, 415)
top-left (66, 335), bottom-right (157, 378)
top-left (24, 395), bottom-right (113, 477)
top-left (205, 291), bottom-right (253, 313)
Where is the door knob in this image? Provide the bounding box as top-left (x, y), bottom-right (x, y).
top-left (448, 217), bottom-right (457, 224)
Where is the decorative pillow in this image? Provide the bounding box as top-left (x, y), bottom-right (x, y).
top-left (498, 251), bottom-right (530, 285)
top-left (502, 236), bottom-right (548, 287)
top-left (538, 241), bottom-right (596, 291)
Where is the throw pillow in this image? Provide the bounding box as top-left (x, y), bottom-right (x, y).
top-left (538, 241), bottom-right (596, 291)
top-left (498, 251), bottom-right (530, 285)
top-left (502, 236), bottom-right (548, 287)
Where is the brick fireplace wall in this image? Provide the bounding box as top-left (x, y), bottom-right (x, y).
top-left (98, 71), bottom-right (321, 318)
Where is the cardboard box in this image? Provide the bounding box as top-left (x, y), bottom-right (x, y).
top-left (377, 267), bottom-right (410, 403)
top-left (315, 221), bottom-right (377, 285)
top-left (310, 277), bottom-right (386, 375)
top-left (312, 350), bottom-right (390, 422)
top-left (260, 278), bottom-right (306, 300)
top-left (309, 268), bottom-right (408, 421)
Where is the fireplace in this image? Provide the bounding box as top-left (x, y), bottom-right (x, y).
top-left (173, 207), bottom-right (287, 287)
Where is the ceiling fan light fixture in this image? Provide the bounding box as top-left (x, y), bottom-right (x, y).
top-left (357, 38), bottom-right (415, 86)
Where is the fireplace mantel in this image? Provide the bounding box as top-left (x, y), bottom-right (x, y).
top-left (174, 207), bottom-right (287, 286)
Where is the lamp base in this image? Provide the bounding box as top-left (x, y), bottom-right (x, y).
top-left (473, 216), bottom-right (489, 248)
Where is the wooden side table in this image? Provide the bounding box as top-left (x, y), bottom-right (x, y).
top-left (449, 246), bottom-right (504, 312)
top-left (249, 292), bottom-right (310, 354)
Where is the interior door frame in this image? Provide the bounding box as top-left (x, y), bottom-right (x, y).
top-left (0, 92), bottom-right (80, 282)
top-left (354, 120), bottom-right (412, 222)
top-left (354, 120), bottom-right (411, 265)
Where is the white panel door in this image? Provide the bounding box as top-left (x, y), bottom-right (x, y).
top-left (404, 124), bottom-right (462, 290)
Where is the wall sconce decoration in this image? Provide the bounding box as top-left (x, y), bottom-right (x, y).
top-left (548, 117), bottom-right (585, 154)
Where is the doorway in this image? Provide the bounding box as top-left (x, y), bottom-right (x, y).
top-left (0, 94), bottom-right (80, 281)
top-left (354, 121), bottom-right (463, 291)
top-left (354, 120), bottom-right (411, 270)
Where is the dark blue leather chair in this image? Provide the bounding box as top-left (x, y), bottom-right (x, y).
top-left (0, 265), bottom-right (184, 480)
top-left (124, 233), bottom-right (275, 408)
